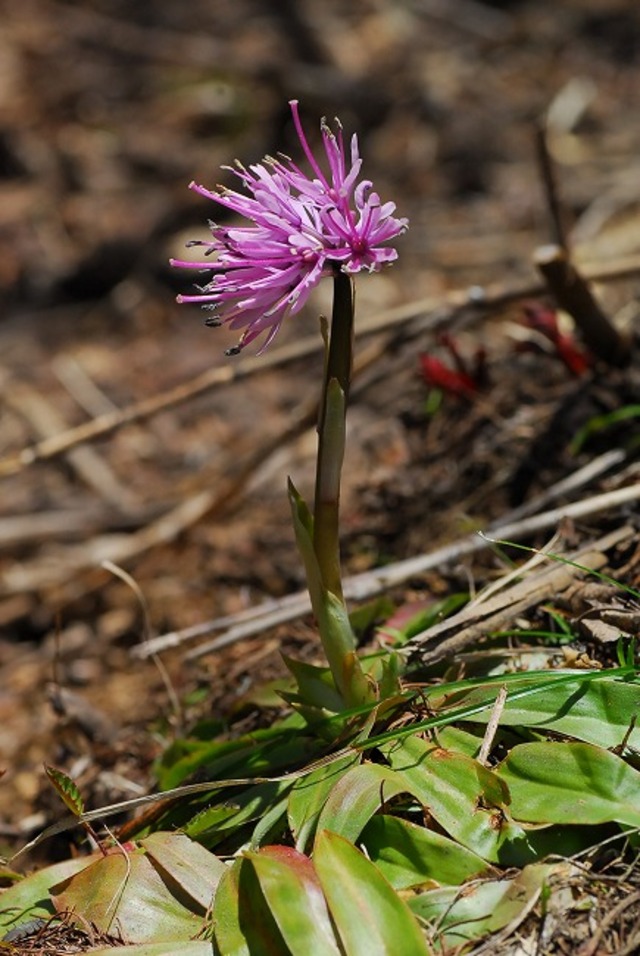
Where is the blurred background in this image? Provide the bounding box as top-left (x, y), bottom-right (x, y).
top-left (1, 0), bottom-right (640, 828)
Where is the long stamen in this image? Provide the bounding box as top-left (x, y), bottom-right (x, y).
top-left (289, 99), bottom-right (329, 188)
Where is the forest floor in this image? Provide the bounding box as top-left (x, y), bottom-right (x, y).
top-left (1, 1), bottom-right (640, 952)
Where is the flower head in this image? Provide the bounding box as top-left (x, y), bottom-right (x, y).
top-left (171, 101), bottom-right (408, 354)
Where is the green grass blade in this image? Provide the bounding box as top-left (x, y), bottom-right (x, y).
top-left (360, 667), bottom-right (637, 749)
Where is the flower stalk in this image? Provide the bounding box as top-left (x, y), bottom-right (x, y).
top-left (313, 268), bottom-right (353, 602)
top-left (173, 101), bottom-right (407, 710)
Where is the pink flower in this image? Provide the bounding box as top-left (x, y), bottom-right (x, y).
top-left (171, 101), bottom-right (408, 354)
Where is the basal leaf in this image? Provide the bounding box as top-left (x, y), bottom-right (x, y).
top-left (315, 763), bottom-right (414, 845)
top-left (361, 815), bottom-right (490, 889)
top-left (155, 718), bottom-right (308, 791)
top-left (213, 856), bottom-right (290, 954)
top-left (496, 741), bottom-right (640, 827)
top-left (210, 862), bottom-right (250, 956)
top-left (250, 793), bottom-right (290, 848)
top-left (409, 863), bottom-right (555, 949)
top-left (282, 656), bottom-right (345, 713)
top-left (140, 832), bottom-right (226, 912)
top-left (288, 752), bottom-right (360, 852)
top-left (435, 675), bottom-right (640, 750)
top-left (314, 829), bottom-right (431, 956)
top-left (184, 778), bottom-right (295, 846)
top-left (247, 845), bottom-right (341, 955)
top-left (51, 848), bottom-right (202, 943)
top-left (384, 736), bottom-right (568, 865)
top-left (433, 724), bottom-right (484, 758)
top-left (0, 856), bottom-right (95, 934)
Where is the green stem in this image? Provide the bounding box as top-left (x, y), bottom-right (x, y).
top-left (313, 268), bottom-right (354, 601)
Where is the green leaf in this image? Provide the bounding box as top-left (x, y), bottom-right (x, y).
top-left (315, 763), bottom-right (413, 845)
top-left (288, 478), bottom-right (322, 617)
top-left (376, 651), bottom-right (402, 699)
top-left (212, 857), bottom-right (290, 955)
top-left (435, 675), bottom-right (640, 750)
top-left (282, 656), bottom-right (345, 713)
top-left (184, 778), bottom-right (295, 846)
top-left (50, 848), bottom-right (203, 943)
top-left (44, 764), bottom-right (84, 816)
top-left (250, 793), bottom-right (290, 848)
top-left (496, 741), bottom-right (640, 827)
top-left (320, 590), bottom-right (374, 707)
top-left (349, 596), bottom-right (396, 642)
top-left (210, 861), bottom-right (250, 956)
top-left (409, 863), bottom-right (555, 949)
top-left (314, 829), bottom-right (431, 956)
top-left (155, 717), bottom-right (307, 790)
top-left (247, 845), bottom-right (341, 955)
top-left (288, 752), bottom-right (360, 852)
top-left (433, 724), bottom-right (484, 758)
top-left (140, 832), bottom-right (226, 912)
top-left (385, 736), bottom-right (565, 865)
top-left (0, 856), bottom-right (94, 933)
top-left (361, 815), bottom-right (490, 889)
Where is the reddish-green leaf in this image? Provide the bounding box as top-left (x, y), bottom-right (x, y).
top-left (140, 832), bottom-right (227, 913)
top-left (44, 764), bottom-right (84, 816)
top-left (314, 829), bottom-right (431, 956)
top-left (247, 845), bottom-right (341, 955)
top-left (51, 848), bottom-right (202, 943)
top-left (385, 736), bottom-right (560, 864)
top-left (0, 855), bottom-right (96, 935)
top-left (211, 862), bottom-right (250, 956)
top-left (212, 857), bottom-right (288, 955)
